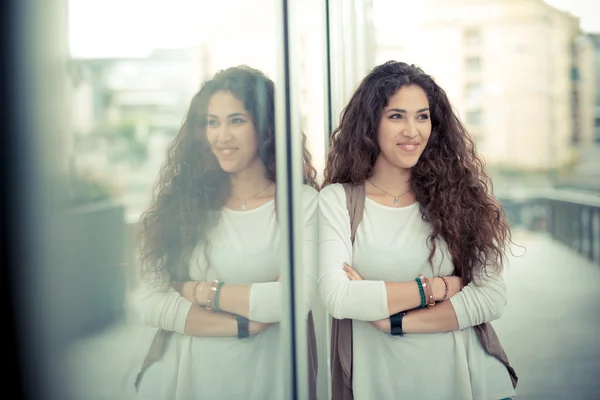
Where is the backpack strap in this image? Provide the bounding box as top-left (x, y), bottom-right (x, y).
top-left (135, 329), bottom-right (172, 392)
top-left (331, 182), bottom-right (366, 400)
top-left (474, 324), bottom-right (518, 388)
top-left (342, 182), bottom-right (366, 245)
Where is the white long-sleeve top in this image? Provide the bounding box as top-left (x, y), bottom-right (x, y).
top-left (135, 184), bottom-right (318, 400)
top-left (318, 183), bottom-right (515, 400)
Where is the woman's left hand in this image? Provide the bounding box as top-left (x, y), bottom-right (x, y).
top-left (175, 281), bottom-right (210, 305)
top-left (343, 263), bottom-right (363, 280)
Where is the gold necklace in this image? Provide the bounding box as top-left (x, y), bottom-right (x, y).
top-left (231, 182), bottom-right (273, 211)
top-left (368, 179), bottom-right (412, 207)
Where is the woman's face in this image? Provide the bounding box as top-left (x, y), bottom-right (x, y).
top-left (376, 84), bottom-right (432, 170)
top-left (205, 90), bottom-right (260, 174)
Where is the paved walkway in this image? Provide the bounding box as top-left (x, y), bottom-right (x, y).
top-left (492, 231), bottom-right (600, 400)
top-left (63, 231), bottom-right (600, 400)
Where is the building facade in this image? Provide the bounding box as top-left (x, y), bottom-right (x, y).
top-left (375, 0), bottom-right (596, 171)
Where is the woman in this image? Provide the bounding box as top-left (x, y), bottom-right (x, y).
top-left (319, 61), bottom-right (516, 399)
top-left (134, 65), bottom-right (319, 400)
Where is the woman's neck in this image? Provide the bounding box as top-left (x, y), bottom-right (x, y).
top-left (369, 157), bottom-right (412, 194)
top-left (229, 159), bottom-right (273, 199)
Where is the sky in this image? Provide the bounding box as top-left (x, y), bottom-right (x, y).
top-left (68, 0), bottom-right (600, 59)
top-left (67, 0), bottom-right (230, 58)
top-left (544, 0), bottom-right (600, 32)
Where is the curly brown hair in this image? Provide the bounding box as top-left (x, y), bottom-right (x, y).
top-left (323, 61), bottom-right (511, 283)
top-left (138, 65), bottom-right (318, 281)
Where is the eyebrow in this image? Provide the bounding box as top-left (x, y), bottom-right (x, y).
top-left (386, 107), bottom-right (430, 114)
top-left (206, 112), bottom-right (247, 119)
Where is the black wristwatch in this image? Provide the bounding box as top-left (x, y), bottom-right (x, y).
top-left (233, 315), bottom-right (250, 339)
top-left (390, 311), bottom-right (407, 336)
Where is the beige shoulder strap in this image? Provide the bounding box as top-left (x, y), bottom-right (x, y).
top-left (342, 182), bottom-right (366, 244)
top-left (331, 182), bottom-right (366, 400)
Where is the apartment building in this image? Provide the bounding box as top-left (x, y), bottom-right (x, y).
top-left (591, 33), bottom-right (600, 143)
top-left (375, 0), bottom-right (596, 171)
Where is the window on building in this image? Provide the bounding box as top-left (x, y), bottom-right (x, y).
top-left (571, 67), bottom-right (580, 81)
top-left (463, 28), bottom-right (482, 47)
top-left (471, 132), bottom-right (486, 151)
top-left (465, 83), bottom-right (483, 106)
top-left (466, 109), bottom-right (483, 126)
top-left (465, 57), bottom-right (481, 73)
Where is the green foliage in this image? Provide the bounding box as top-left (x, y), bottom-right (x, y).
top-left (108, 120), bottom-right (136, 141)
top-left (92, 120), bottom-right (149, 164)
top-left (64, 169), bottom-right (113, 207)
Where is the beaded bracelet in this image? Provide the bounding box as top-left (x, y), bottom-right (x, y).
top-left (415, 277), bottom-right (426, 308)
top-left (214, 281), bottom-right (225, 312)
top-left (205, 279), bottom-right (223, 312)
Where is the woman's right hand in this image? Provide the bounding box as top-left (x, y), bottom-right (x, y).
top-left (432, 276), bottom-right (463, 301)
top-left (249, 321), bottom-right (273, 335)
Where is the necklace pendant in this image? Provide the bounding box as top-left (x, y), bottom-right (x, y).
top-left (393, 197), bottom-right (399, 207)
top-left (241, 201), bottom-right (247, 211)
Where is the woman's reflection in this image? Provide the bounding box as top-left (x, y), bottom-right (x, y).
top-left (133, 65), bottom-right (319, 400)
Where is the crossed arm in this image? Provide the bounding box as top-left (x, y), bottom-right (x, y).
top-left (318, 184), bottom-right (507, 335)
top-left (342, 263), bottom-right (463, 333)
top-left (174, 185), bottom-right (319, 324)
top-left (136, 186), bottom-right (319, 338)
top-left (136, 271), bottom-right (267, 337)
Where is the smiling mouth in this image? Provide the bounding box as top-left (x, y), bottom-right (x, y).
top-left (217, 148), bottom-right (238, 155)
top-left (397, 143), bottom-right (419, 151)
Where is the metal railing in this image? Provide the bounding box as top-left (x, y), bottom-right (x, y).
top-left (498, 188), bottom-right (600, 265)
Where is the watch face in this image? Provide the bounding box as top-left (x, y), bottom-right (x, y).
top-left (234, 315), bottom-right (250, 339)
top-left (391, 326), bottom-right (404, 336)
top-left (390, 312), bottom-right (405, 336)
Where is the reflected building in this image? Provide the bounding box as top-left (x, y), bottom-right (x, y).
top-left (68, 46), bottom-right (206, 218)
top-left (68, 0), bottom-right (377, 212)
